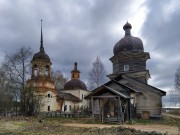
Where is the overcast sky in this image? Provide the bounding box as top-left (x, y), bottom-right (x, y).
top-left (0, 0), bottom-right (180, 93)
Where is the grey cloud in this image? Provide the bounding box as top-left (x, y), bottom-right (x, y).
top-left (141, 0), bottom-right (180, 91)
top-left (1, 0), bottom-right (178, 92)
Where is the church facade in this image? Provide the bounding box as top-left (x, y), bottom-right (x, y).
top-left (26, 22), bottom-right (90, 113)
top-left (85, 22), bottom-right (166, 123)
top-left (59, 62), bottom-right (91, 113)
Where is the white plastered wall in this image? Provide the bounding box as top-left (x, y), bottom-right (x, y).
top-left (40, 91), bottom-right (61, 112)
top-left (61, 89), bottom-right (91, 112)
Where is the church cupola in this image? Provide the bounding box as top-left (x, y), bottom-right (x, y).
top-left (71, 62), bottom-right (80, 79)
top-left (32, 20), bottom-right (51, 63)
top-left (123, 21), bottom-right (132, 36)
top-left (64, 62), bottom-right (87, 90)
top-left (31, 20), bottom-right (52, 78)
top-left (113, 22), bottom-right (144, 55)
top-left (108, 22), bottom-right (150, 83)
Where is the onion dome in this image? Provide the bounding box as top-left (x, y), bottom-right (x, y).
top-left (64, 79), bottom-right (87, 90)
top-left (32, 20), bottom-right (51, 62)
top-left (64, 62), bottom-right (87, 90)
top-left (113, 22), bottom-right (144, 55)
top-left (32, 52), bottom-right (50, 62)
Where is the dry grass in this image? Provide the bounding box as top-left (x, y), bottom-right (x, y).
top-left (0, 115), bottom-right (179, 135)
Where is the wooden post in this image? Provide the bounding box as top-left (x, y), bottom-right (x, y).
top-left (117, 97), bottom-right (120, 123)
top-left (99, 99), bottom-right (102, 123)
top-left (91, 97), bottom-right (94, 122)
top-left (118, 96), bottom-right (123, 124)
top-left (128, 99), bottom-right (131, 121)
top-left (101, 98), bottom-right (104, 123)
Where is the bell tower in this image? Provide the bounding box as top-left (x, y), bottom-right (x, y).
top-left (31, 20), bottom-right (52, 79)
top-left (26, 20), bottom-right (61, 112)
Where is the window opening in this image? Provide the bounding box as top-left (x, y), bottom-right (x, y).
top-left (64, 105), bottom-right (67, 112)
top-left (34, 65), bottom-right (37, 76)
top-left (48, 106), bottom-right (50, 111)
top-left (124, 65), bottom-right (129, 71)
top-left (46, 65), bottom-right (49, 76)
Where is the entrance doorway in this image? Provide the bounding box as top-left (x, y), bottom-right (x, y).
top-left (48, 106), bottom-right (50, 111)
top-left (103, 98), bottom-right (118, 121)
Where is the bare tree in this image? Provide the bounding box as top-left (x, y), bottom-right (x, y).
top-left (2, 47), bottom-right (33, 115)
top-left (174, 66), bottom-right (180, 106)
top-left (24, 85), bottom-right (44, 116)
top-left (0, 66), bottom-right (21, 116)
top-left (51, 69), bottom-right (68, 90)
top-left (0, 69), bottom-right (14, 116)
top-left (169, 88), bottom-right (179, 107)
top-left (88, 56), bottom-right (107, 90)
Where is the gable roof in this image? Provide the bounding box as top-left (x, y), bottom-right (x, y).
top-left (104, 86), bottom-right (131, 99)
top-left (85, 74), bottom-right (166, 99)
top-left (121, 75), bottom-right (166, 96)
top-left (58, 91), bottom-right (82, 102)
top-left (85, 79), bottom-right (133, 99)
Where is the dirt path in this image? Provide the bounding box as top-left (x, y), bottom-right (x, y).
top-left (123, 124), bottom-right (179, 135)
top-left (62, 123), bottom-right (179, 135)
top-left (163, 113), bottom-right (180, 119)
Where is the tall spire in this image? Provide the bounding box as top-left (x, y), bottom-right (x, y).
top-left (40, 20), bottom-right (45, 53)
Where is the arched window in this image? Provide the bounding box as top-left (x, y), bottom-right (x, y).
top-left (46, 65), bottom-right (49, 76)
top-left (48, 106), bottom-right (50, 111)
top-left (34, 65), bottom-right (37, 76)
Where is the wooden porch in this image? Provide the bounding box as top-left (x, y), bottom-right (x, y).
top-left (91, 95), bottom-right (131, 124)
